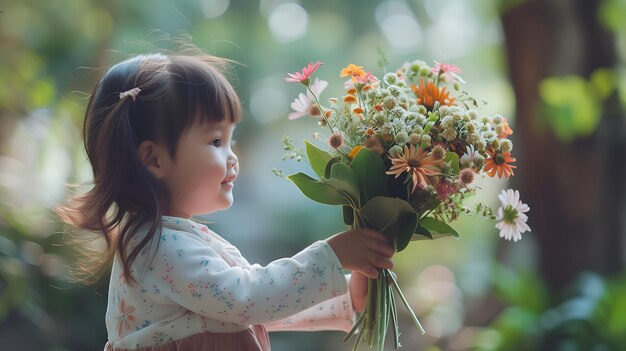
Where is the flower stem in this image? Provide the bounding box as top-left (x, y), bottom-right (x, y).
top-left (365, 277), bottom-right (377, 347)
top-left (387, 269), bottom-right (425, 335)
top-left (307, 85), bottom-right (335, 135)
top-left (343, 312), bottom-right (366, 343)
top-left (389, 282), bottom-right (401, 349)
top-left (356, 86), bottom-right (368, 118)
top-left (376, 270), bottom-right (388, 350)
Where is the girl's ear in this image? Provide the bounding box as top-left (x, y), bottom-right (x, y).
top-left (137, 140), bottom-right (171, 180)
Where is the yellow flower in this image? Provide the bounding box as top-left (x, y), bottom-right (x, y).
top-left (348, 145), bottom-right (364, 160)
top-left (340, 63), bottom-right (366, 82)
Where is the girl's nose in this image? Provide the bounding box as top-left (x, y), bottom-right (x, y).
top-left (227, 152), bottom-right (238, 168)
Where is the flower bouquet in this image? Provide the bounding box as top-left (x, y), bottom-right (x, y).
top-left (278, 59), bottom-right (530, 350)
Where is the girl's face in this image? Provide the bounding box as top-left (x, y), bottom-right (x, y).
top-left (163, 119), bottom-right (239, 218)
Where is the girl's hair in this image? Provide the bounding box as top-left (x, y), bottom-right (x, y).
top-left (55, 51), bottom-right (242, 285)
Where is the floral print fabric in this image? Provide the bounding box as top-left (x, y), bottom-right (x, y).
top-left (104, 215), bottom-right (355, 350)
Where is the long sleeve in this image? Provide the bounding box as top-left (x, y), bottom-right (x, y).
top-left (141, 229), bottom-right (349, 326)
top-left (264, 274), bottom-right (357, 333)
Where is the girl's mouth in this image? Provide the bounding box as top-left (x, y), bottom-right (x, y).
top-left (221, 175), bottom-right (236, 187)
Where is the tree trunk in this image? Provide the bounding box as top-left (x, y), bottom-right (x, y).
top-left (501, 0), bottom-right (626, 292)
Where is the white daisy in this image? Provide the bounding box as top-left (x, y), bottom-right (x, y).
top-left (288, 78), bottom-right (328, 120)
top-left (495, 189), bottom-right (531, 242)
top-left (460, 145), bottom-right (479, 168)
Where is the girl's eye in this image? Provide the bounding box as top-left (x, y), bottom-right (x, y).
top-left (210, 139), bottom-right (221, 147)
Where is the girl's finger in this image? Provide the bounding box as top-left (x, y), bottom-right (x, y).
top-left (369, 255), bottom-right (394, 270)
top-left (368, 241), bottom-right (395, 257)
top-left (362, 229), bottom-right (390, 244)
top-left (362, 264), bottom-right (379, 279)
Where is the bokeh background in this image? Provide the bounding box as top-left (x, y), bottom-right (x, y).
top-left (1, 0), bottom-right (626, 350)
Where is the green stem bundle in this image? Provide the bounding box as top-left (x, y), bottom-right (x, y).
top-left (343, 218), bottom-right (425, 350)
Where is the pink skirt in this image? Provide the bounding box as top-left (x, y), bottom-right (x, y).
top-left (105, 325), bottom-right (270, 351)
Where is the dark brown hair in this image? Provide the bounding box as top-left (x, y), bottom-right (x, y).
top-left (55, 51), bottom-right (242, 285)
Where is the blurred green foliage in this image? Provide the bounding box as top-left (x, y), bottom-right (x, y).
top-left (476, 270), bottom-right (626, 351)
top-left (538, 69), bottom-right (618, 142)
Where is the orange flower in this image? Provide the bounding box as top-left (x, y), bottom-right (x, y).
top-left (372, 104), bottom-right (383, 112)
top-left (484, 148), bottom-right (517, 178)
top-left (340, 64), bottom-right (366, 82)
top-left (410, 78), bottom-right (456, 111)
top-left (386, 144), bottom-right (443, 193)
top-left (324, 110), bottom-right (333, 118)
top-left (343, 95), bottom-right (358, 104)
top-left (499, 118), bottom-right (513, 139)
top-left (348, 145), bottom-right (364, 160)
top-left (346, 87), bottom-right (357, 95)
top-left (353, 107), bottom-right (364, 115)
top-left (116, 299), bottom-right (136, 336)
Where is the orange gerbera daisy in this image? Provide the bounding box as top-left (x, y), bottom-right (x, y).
top-left (410, 78), bottom-right (456, 111)
top-left (386, 144), bottom-right (443, 193)
top-left (484, 148), bottom-right (517, 178)
top-left (340, 64), bottom-right (366, 82)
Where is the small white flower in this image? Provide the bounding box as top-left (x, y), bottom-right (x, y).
top-left (441, 128), bottom-right (457, 141)
top-left (288, 78), bottom-right (328, 120)
top-left (501, 139), bottom-right (513, 153)
top-left (495, 189), bottom-right (531, 242)
top-left (460, 145), bottom-right (478, 166)
top-left (395, 130), bottom-right (409, 145)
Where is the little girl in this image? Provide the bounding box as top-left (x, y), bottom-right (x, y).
top-left (55, 51), bottom-right (394, 351)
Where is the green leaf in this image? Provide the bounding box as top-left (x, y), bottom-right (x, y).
top-left (412, 224), bottom-right (433, 240)
top-left (304, 139), bottom-right (332, 178)
top-left (359, 196), bottom-right (418, 252)
top-left (349, 147), bottom-right (388, 205)
top-left (419, 217), bottom-right (460, 238)
top-left (322, 162), bottom-right (360, 206)
top-left (444, 151), bottom-right (460, 175)
top-left (342, 205), bottom-right (354, 226)
top-left (422, 112), bottom-right (439, 135)
top-left (324, 156), bottom-right (342, 179)
top-left (287, 172), bottom-right (349, 206)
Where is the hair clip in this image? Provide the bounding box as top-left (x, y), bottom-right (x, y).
top-left (119, 87), bottom-right (141, 101)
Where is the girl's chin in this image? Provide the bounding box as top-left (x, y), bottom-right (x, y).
top-left (211, 196), bottom-right (234, 212)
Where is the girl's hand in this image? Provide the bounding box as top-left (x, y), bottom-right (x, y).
top-left (326, 228), bottom-right (394, 279)
top-left (349, 271), bottom-right (369, 312)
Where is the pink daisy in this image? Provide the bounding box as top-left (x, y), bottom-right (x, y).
top-left (285, 61), bottom-right (323, 85)
top-left (431, 61), bottom-right (465, 84)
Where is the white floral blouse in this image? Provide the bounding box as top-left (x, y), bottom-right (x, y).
top-left (104, 215), bottom-right (356, 350)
